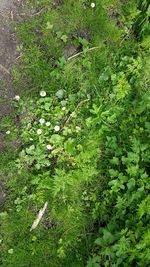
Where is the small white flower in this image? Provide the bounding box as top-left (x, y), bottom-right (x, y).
top-left (62, 107), bottom-right (66, 111)
top-left (14, 95), bottom-right (20, 101)
top-left (37, 129), bottom-right (42, 135)
top-left (6, 130), bottom-right (10, 135)
top-left (46, 144), bottom-right (53, 150)
top-left (45, 121), bottom-right (51, 126)
top-left (40, 90), bottom-right (46, 97)
top-left (91, 2), bottom-right (96, 8)
top-left (54, 125), bottom-right (60, 132)
top-left (39, 118), bottom-right (45, 124)
top-left (29, 138), bottom-right (33, 141)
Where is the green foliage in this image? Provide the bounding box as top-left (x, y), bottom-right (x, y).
top-left (1, 0), bottom-right (150, 266)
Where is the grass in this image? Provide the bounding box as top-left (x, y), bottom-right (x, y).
top-left (0, 0), bottom-right (150, 266)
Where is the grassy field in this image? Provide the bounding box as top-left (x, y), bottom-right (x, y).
top-left (1, 0), bottom-right (150, 266)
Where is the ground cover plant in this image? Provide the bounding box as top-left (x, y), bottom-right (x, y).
top-left (0, 0), bottom-right (150, 266)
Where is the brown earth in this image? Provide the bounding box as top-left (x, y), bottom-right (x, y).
top-left (0, 0), bottom-right (22, 206)
top-left (0, 0), bottom-right (21, 100)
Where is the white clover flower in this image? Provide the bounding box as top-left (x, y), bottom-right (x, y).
top-left (39, 118), bottom-right (45, 124)
top-left (46, 144), bottom-right (53, 150)
top-left (6, 130), bottom-right (10, 135)
top-left (54, 125), bottom-right (60, 132)
top-left (37, 129), bottom-right (42, 135)
top-left (45, 121), bottom-right (51, 126)
top-left (91, 2), bottom-right (96, 8)
top-left (14, 95), bottom-right (20, 101)
top-left (40, 90), bottom-right (46, 97)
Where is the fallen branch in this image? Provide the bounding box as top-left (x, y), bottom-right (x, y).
top-left (10, 10), bottom-right (14, 21)
top-left (15, 54), bottom-right (23, 61)
top-left (30, 201), bottom-right (48, 232)
top-left (31, 8), bottom-right (46, 17)
top-left (67, 46), bottom-right (100, 61)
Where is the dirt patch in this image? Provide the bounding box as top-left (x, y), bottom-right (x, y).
top-left (0, 0), bottom-right (22, 204)
top-left (0, 0), bottom-right (15, 11)
top-left (0, 1), bottom-right (22, 118)
top-left (0, 0), bottom-right (21, 99)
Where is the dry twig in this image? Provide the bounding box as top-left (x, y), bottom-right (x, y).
top-left (31, 8), bottom-right (46, 17)
top-left (67, 46), bottom-right (100, 61)
top-left (30, 201), bottom-right (48, 232)
top-left (10, 10), bottom-right (14, 21)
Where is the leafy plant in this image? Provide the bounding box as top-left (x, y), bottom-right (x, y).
top-left (1, 0), bottom-right (150, 267)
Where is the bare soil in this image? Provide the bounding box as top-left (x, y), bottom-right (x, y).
top-left (0, 0), bottom-right (21, 99)
top-left (0, 0), bottom-right (21, 205)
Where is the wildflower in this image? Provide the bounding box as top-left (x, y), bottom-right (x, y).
top-left (46, 144), bottom-right (53, 150)
top-left (54, 125), bottom-right (60, 132)
top-left (45, 121), bottom-right (51, 126)
top-left (14, 95), bottom-right (20, 101)
top-left (91, 2), bottom-right (96, 8)
top-left (40, 91), bottom-right (46, 97)
top-left (62, 107), bottom-right (66, 111)
top-left (6, 130), bottom-right (10, 135)
top-left (29, 138), bottom-right (33, 141)
top-left (37, 129), bottom-right (42, 135)
top-left (39, 118), bottom-right (45, 124)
